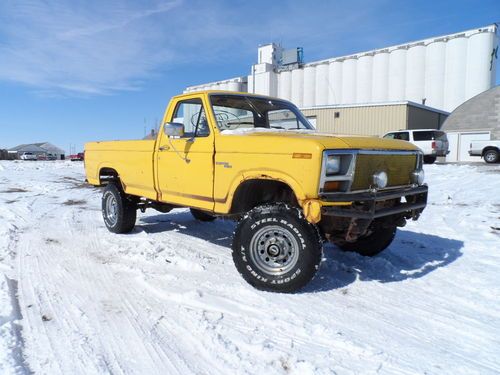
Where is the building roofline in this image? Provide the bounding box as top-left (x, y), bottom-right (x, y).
top-left (184, 24), bottom-right (497, 92)
top-left (173, 90), bottom-right (292, 101)
top-left (185, 76), bottom-right (248, 91)
top-left (305, 24), bottom-right (497, 67)
top-left (300, 101), bottom-right (450, 115)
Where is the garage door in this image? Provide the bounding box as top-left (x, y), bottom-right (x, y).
top-left (446, 131), bottom-right (491, 162)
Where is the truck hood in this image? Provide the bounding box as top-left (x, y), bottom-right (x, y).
top-left (219, 129), bottom-right (419, 152)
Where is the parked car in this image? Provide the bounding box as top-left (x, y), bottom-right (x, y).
top-left (382, 129), bottom-right (449, 164)
top-left (70, 152), bottom-right (84, 161)
top-left (85, 91), bottom-right (428, 293)
top-left (47, 153), bottom-right (58, 161)
top-left (20, 152), bottom-right (37, 161)
top-left (469, 140), bottom-right (500, 163)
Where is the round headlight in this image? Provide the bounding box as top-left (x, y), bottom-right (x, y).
top-left (326, 155), bottom-right (341, 175)
top-left (372, 171), bottom-right (388, 189)
top-left (412, 169), bottom-right (425, 185)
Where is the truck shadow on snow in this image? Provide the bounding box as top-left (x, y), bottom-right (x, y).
top-left (304, 231), bottom-right (464, 293)
top-left (138, 212), bottom-right (464, 293)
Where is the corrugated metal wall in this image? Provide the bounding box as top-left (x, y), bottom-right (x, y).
top-left (407, 106), bottom-right (446, 130)
top-left (302, 104), bottom-right (446, 136)
top-left (302, 104), bottom-right (408, 136)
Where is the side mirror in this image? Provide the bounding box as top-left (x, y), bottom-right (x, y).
top-left (164, 122), bottom-right (185, 137)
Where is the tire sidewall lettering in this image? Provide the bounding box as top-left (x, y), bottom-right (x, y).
top-left (239, 214), bottom-right (307, 285)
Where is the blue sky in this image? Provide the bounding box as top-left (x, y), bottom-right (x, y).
top-left (0, 0), bottom-right (499, 153)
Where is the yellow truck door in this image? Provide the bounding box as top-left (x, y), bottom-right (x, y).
top-left (155, 95), bottom-right (215, 211)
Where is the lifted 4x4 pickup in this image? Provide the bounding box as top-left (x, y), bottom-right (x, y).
top-left (85, 91), bottom-right (428, 292)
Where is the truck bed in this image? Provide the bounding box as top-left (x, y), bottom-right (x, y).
top-left (469, 140), bottom-right (500, 156)
top-left (85, 140), bottom-right (158, 200)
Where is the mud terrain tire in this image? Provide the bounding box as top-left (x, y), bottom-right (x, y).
top-left (335, 223), bottom-right (397, 257)
top-left (232, 204), bottom-right (322, 293)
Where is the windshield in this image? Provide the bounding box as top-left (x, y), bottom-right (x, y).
top-left (209, 94), bottom-right (314, 131)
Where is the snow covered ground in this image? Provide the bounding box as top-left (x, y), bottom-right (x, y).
top-left (0, 160), bottom-right (499, 374)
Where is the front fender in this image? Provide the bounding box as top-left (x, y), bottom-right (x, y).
top-left (214, 169), bottom-right (308, 214)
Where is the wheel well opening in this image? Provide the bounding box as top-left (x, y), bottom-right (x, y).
top-left (99, 168), bottom-right (119, 185)
top-left (482, 147), bottom-right (499, 156)
top-left (230, 179), bottom-right (298, 214)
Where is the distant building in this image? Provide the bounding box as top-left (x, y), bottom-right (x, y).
top-left (185, 25), bottom-right (498, 114)
top-left (9, 142), bottom-right (65, 160)
top-left (442, 85), bottom-right (500, 162)
top-left (184, 25), bottom-right (497, 139)
top-left (301, 101), bottom-right (448, 136)
top-left (143, 129), bottom-right (157, 140)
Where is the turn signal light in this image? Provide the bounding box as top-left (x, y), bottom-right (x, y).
top-left (323, 181), bottom-right (340, 191)
top-left (292, 153), bottom-right (312, 159)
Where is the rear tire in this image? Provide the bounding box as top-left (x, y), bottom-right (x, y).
top-left (484, 149), bottom-right (499, 164)
top-left (190, 208), bottom-right (216, 222)
top-left (335, 223), bottom-right (397, 257)
top-left (423, 155), bottom-right (436, 164)
top-left (102, 184), bottom-right (137, 234)
top-left (232, 204), bottom-right (322, 293)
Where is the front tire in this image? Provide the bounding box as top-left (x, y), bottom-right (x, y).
top-left (102, 184), bottom-right (137, 234)
top-left (232, 204), bottom-right (322, 293)
top-left (484, 149), bottom-right (499, 164)
top-left (335, 223), bottom-right (396, 257)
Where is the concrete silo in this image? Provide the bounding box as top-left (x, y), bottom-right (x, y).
top-left (372, 51), bottom-right (390, 102)
top-left (388, 48), bottom-right (407, 101)
top-left (356, 54), bottom-right (373, 103)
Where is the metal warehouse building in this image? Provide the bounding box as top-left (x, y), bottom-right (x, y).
top-left (301, 101), bottom-right (448, 136)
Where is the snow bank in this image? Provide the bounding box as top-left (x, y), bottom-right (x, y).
top-left (1, 160), bottom-right (499, 374)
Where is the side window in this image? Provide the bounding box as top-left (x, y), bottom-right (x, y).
top-left (383, 133), bottom-right (396, 139)
top-left (394, 132), bottom-right (409, 141)
top-left (172, 99), bottom-right (210, 137)
top-left (413, 131), bottom-right (433, 141)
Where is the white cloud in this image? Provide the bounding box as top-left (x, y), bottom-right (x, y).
top-left (0, 0), bottom-right (390, 96)
top-left (0, 0), bottom-right (181, 95)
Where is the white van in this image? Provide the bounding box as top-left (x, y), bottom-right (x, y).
top-left (382, 129), bottom-right (449, 164)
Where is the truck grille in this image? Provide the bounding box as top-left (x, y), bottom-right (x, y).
top-left (350, 153), bottom-right (417, 191)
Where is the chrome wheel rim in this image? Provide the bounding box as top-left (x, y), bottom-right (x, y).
top-left (249, 225), bottom-right (299, 275)
top-left (105, 193), bottom-right (118, 226)
top-left (485, 152), bottom-right (496, 162)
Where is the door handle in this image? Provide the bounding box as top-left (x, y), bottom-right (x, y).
top-left (159, 145), bottom-right (170, 151)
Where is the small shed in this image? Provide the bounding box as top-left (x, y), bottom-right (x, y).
top-left (301, 101), bottom-right (448, 136)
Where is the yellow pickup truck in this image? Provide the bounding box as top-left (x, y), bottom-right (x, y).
top-left (85, 91), bottom-right (427, 292)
